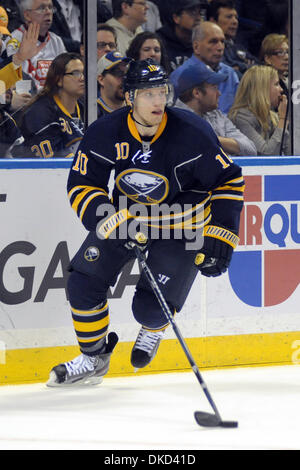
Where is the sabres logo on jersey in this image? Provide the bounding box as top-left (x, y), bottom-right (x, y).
top-left (116, 169), bottom-right (169, 205)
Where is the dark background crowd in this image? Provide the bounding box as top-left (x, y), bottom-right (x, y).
top-left (0, 0), bottom-right (290, 158)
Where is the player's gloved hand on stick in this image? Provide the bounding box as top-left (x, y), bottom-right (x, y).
top-left (97, 208), bottom-right (148, 250)
top-left (194, 225), bottom-right (239, 277)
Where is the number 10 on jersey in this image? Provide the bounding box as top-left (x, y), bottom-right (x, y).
top-left (72, 150), bottom-right (88, 175)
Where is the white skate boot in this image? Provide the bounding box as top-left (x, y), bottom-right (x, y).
top-left (131, 327), bottom-right (165, 369)
top-left (47, 332), bottom-right (118, 387)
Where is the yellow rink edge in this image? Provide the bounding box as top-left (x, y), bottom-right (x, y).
top-left (1, 331), bottom-right (300, 385)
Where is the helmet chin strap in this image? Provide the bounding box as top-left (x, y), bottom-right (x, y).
top-left (130, 112), bottom-right (154, 128)
top-left (130, 109), bottom-right (155, 128)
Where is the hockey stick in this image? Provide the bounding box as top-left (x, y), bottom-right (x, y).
top-left (133, 245), bottom-right (238, 429)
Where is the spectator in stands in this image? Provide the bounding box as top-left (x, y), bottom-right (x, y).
top-left (51, 1), bottom-right (113, 52)
top-left (126, 31), bottom-right (172, 74)
top-left (79, 24), bottom-right (118, 112)
top-left (173, 59), bottom-right (256, 156)
top-left (0, 21), bottom-right (45, 90)
top-left (260, 33), bottom-right (289, 97)
top-left (0, 21), bottom-right (47, 158)
top-left (228, 65), bottom-right (289, 155)
top-left (96, 24), bottom-right (118, 59)
top-left (103, 1), bottom-right (161, 32)
top-left (4, 0), bottom-right (66, 90)
top-left (170, 21), bottom-right (239, 114)
top-left (96, 50), bottom-right (129, 118)
top-left (105, 0), bottom-right (148, 56)
top-left (51, 0), bottom-right (82, 53)
top-left (80, 24), bottom-right (118, 61)
top-left (157, 0), bottom-right (203, 71)
top-left (17, 52), bottom-right (84, 158)
top-left (0, 6), bottom-right (39, 117)
top-left (207, 0), bottom-right (257, 77)
top-left (153, 0), bottom-right (208, 27)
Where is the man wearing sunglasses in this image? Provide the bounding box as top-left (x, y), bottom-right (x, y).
top-left (97, 51), bottom-right (131, 118)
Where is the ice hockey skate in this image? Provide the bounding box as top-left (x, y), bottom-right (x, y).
top-left (131, 326), bottom-right (165, 369)
top-left (47, 332), bottom-right (118, 387)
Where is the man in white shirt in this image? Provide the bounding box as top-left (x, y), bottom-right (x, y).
top-left (5, 0), bottom-right (66, 89)
top-left (106, 0), bottom-right (148, 56)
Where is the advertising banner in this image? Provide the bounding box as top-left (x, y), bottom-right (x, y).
top-left (0, 159), bottom-right (300, 382)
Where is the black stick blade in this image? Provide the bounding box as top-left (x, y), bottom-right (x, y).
top-left (194, 411), bottom-right (238, 428)
top-left (219, 420), bottom-right (238, 428)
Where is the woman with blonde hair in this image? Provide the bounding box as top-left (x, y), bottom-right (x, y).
top-left (228, 65), bottom-right (289, 155)
top-left (260, 33), bottom-right (289, 96)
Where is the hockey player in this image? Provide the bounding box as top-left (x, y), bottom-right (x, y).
top-left (47, 58), bottom-right (244, 387)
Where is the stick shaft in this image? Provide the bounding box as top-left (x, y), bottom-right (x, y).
top-left (134, 246), bottom-right (221, 420)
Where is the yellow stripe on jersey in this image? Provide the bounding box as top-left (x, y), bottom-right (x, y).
top-left (210, 194), bottom-right (244, 202)
top-left (149, 210), bottom-right (211, 230)
top-left (68, 185), bottom-right (106, 200)
top-left (130, 196), bottom-right (211, 224)
top-left (79, 192), bottom-right (108, 221)
top-left (211, 173), bottom-right (245, 203)
top-left (216, 184), bottom-right (245, 192)
top-left (71, 186), bottom-right (108, 212)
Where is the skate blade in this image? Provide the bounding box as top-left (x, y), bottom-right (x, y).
top-left (46, 371), bottom-right (103, 388)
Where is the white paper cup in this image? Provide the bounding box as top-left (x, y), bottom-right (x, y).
top-left (15, 80), bottom-right (32, 94)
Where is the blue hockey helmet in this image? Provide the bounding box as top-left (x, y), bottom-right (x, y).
top-left (124, 58), bottom-right (173, 105)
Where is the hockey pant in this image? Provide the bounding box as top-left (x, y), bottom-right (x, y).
top-left (68, 232), bottom-right (199, 355)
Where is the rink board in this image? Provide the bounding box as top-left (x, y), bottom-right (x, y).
top-left (0, 158), bottom-right (300, 384)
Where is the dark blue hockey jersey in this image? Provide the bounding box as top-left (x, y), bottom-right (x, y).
top-left (67, 106), bottom-right (244, 240)
top-left (18, 94), bottom-right (84, 158)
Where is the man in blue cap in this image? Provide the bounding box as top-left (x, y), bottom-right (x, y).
top-left (97, 50), bottom-right (131, 118)
top-left (172, 60), bottom-right (256, 156)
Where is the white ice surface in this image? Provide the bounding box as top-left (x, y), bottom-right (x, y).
top-left (0, 365), bottom-right (299, 450)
